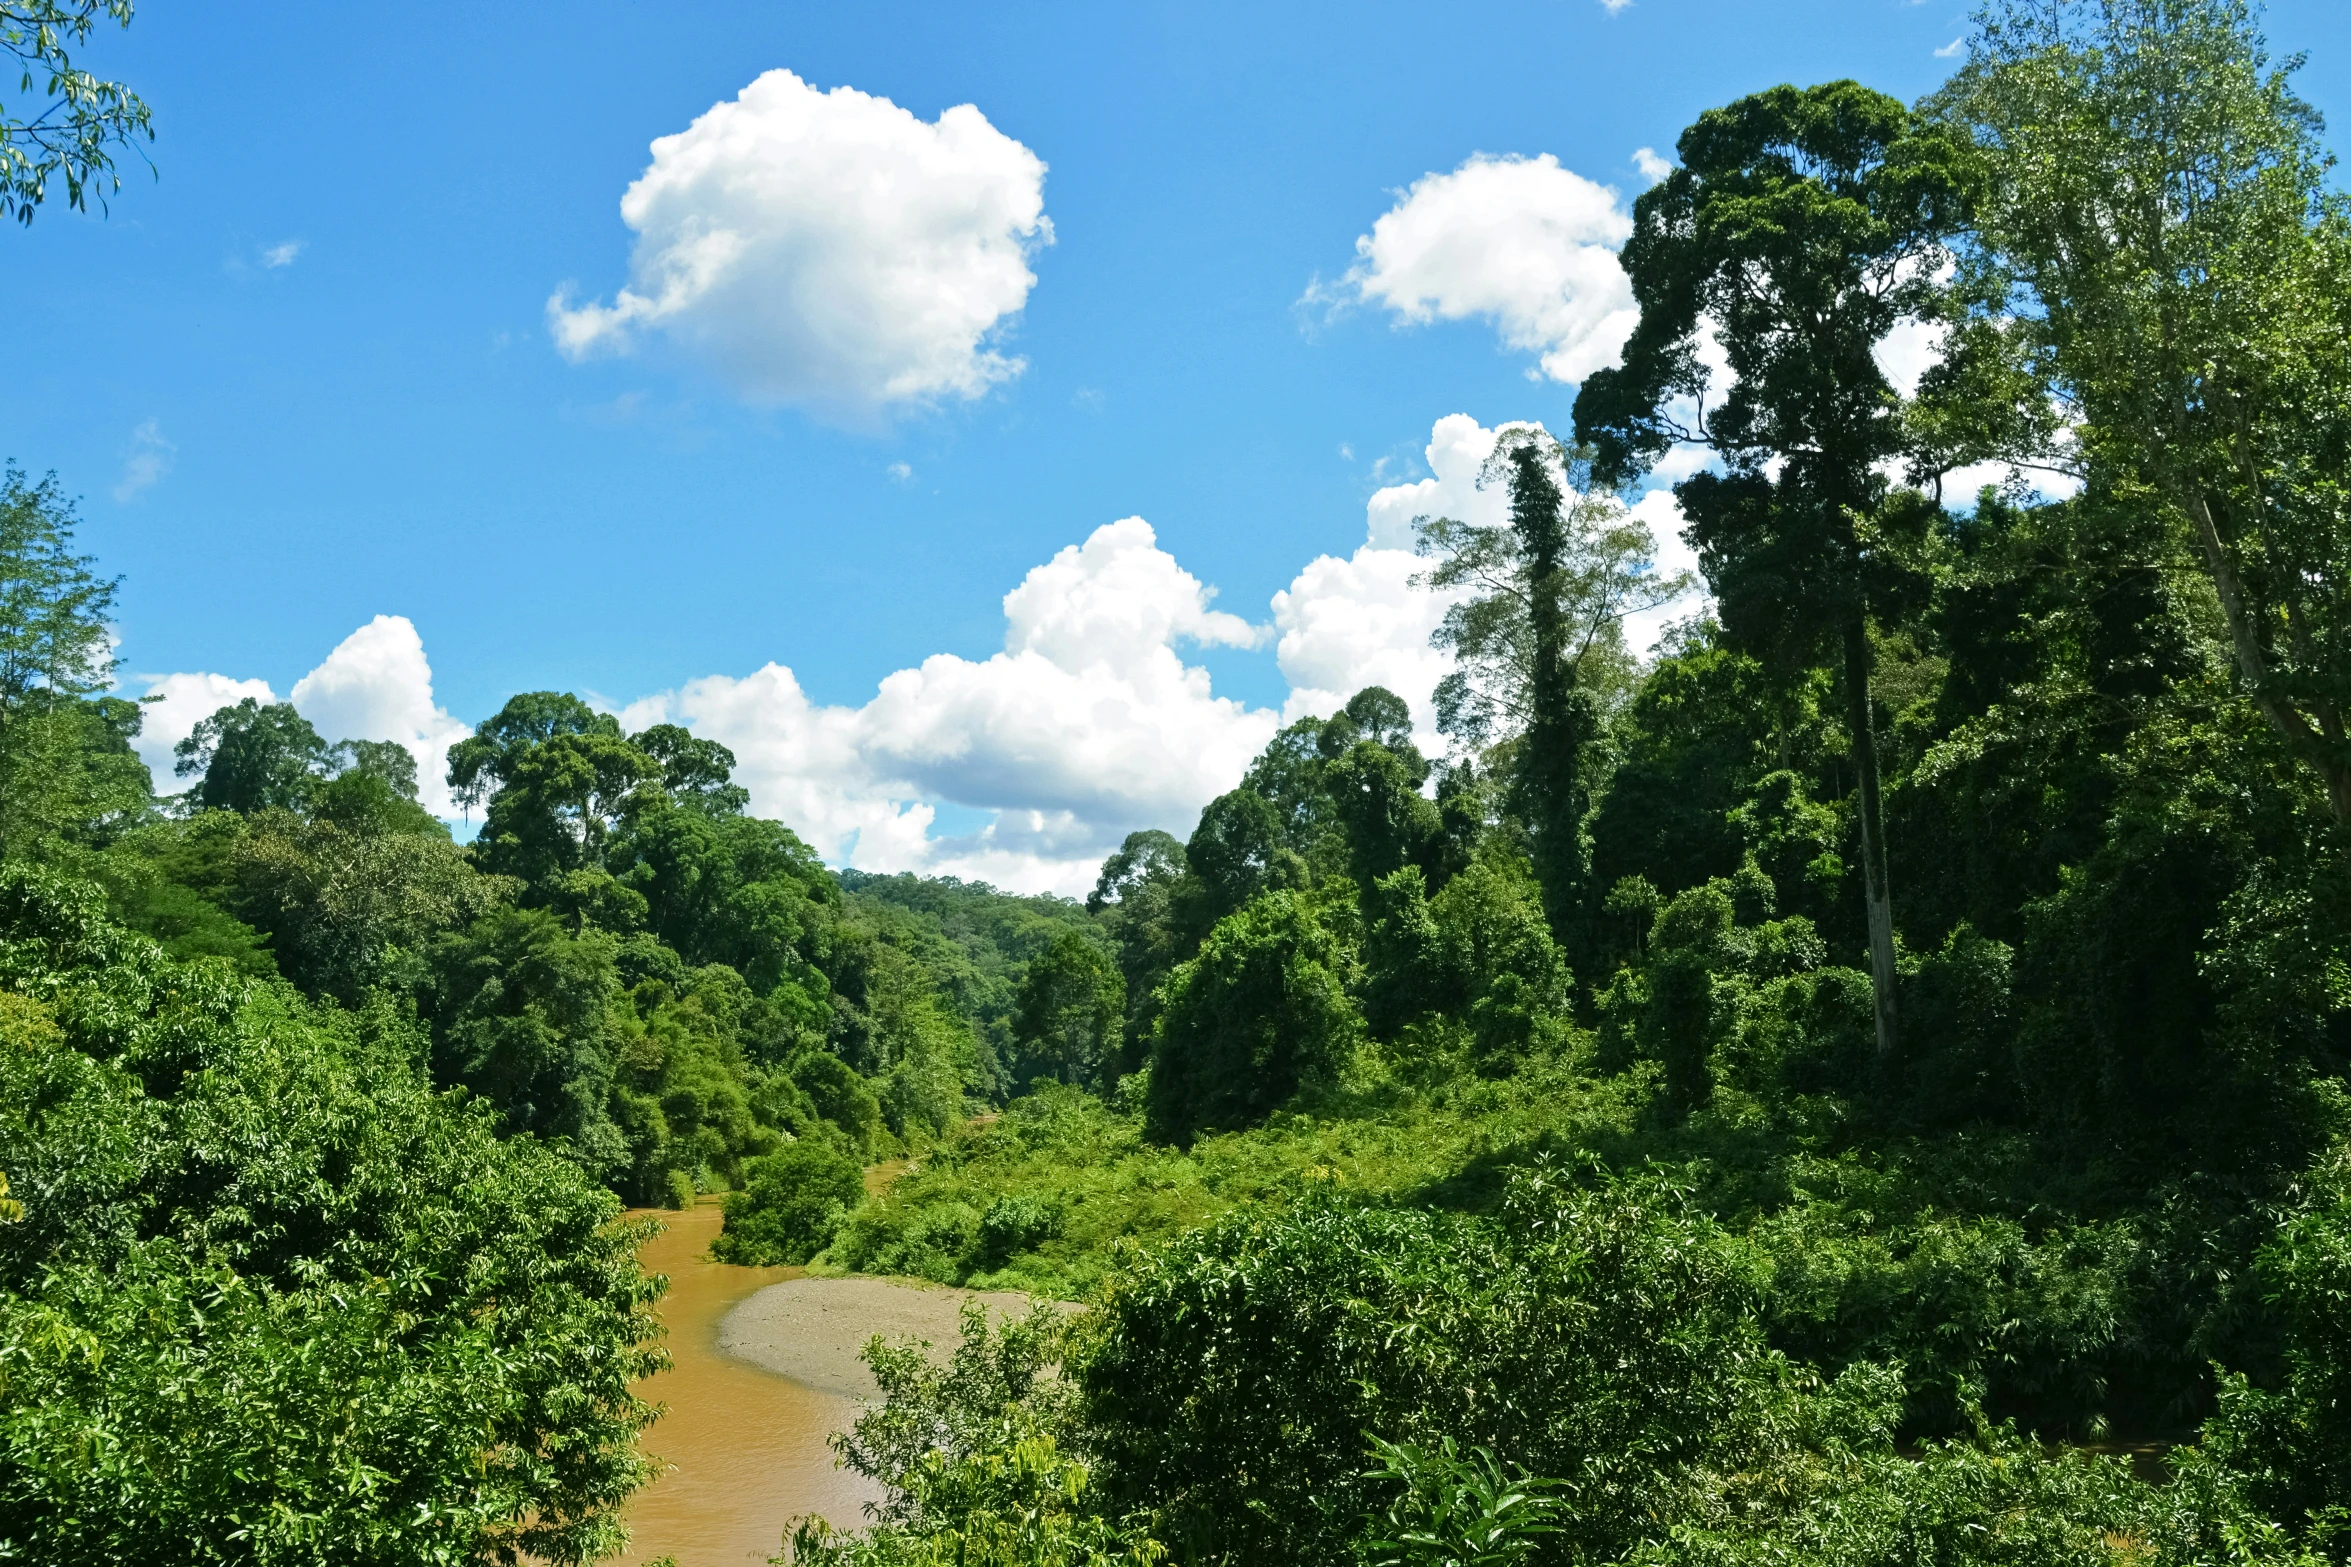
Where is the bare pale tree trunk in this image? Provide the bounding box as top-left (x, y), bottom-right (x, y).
top-left (2183, 492), bottom-right (2351, 823)
top-left (1842, 616), bottom-right (1900, 1059)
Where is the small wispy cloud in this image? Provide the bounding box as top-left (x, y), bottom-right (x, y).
top-left (1600, 0), bottom-right (1633, 11)
top-left (1934, 36), bottom-right (1964, 57)
top-left (1633, 147), bottom-right (1673, 183)
top-left (578, 390), bottom-right (645, 426)
top-left (113, 420), bottom-right (176, 503)
top-left (262, 239), bottom-right (305, 269)
top-left (887, 461), bottom-right (914, 483)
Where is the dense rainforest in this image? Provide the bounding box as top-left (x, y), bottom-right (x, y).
top-left (7, 0), bottom-right (2351, 1562)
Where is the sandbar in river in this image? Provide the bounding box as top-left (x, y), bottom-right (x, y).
top-left (614, 1203), bottom-right (1047, 1566)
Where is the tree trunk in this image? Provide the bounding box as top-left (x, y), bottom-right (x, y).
top-left (1509, 441), bottom-right (1585, 931)
top-left (2183, 492), bottom-right (2351, 823)
top-left (1841, 615), bottom-right (1899, 1059)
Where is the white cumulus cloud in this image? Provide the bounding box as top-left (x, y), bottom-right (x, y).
top-left (1275, 414), bottom-right (1512, 743)
top-left (133, 615), bottom-right (472, 816)
top-left (289, 616), bottom-right (473, 815)
top-left (1312, 153), bottom-right (1638, 384)
top-left (627, 518), bottom-right (1279, 895)
top-left (1273, 546), bottom-right (1458, 742)
top-left (1361, 411), bottom-right (1519, 551)
top-left (549, 68), bottom-right (1050, 418)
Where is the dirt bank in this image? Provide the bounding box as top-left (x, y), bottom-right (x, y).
top-left (719, 1277), bottom-right (1056, 1400)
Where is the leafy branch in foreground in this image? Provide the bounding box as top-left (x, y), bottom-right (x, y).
top-left (1360, 1434), bottom-right (1563, 1567)
top-left (0, 2), bottom-right (151, 224)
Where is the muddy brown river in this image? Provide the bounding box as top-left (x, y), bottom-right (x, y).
top-left (612, 1203), bottom-right (879, 1567)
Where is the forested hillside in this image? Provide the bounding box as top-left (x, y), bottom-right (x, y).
top-left (7, 0), bottom-right (2351, 1562)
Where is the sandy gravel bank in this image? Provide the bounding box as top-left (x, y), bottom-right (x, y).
top-left (718, 1277), bottom-right (1055, 1400)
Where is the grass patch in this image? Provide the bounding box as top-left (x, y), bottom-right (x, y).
top-left (826, 1050), bottom-right (1652, 1299)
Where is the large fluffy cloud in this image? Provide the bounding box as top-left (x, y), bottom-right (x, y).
top-left (1360, 411), bottom-right (1518, 551)
top-left (1313, 154), bottom-right (1638, 383)
top-left (549, 69), bottom-right (1050, 416)
top-left (1272, 413), bottom-right (1509, 742)
top-left (626, 519), bottom-right (1279, 895)
top-left (130, 616), bottom-right (472, 816)
top-left (289, 616), bottom-right (474, 815)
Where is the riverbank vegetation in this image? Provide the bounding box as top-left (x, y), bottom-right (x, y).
top-left (6, 0), bottom-right (2351, 1561)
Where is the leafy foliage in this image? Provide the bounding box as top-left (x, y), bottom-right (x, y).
top-left (1010, 928), bottom-right (1123, 1091)
top-left (0, 2), bottom-right (149, 223)
top-left (0, 869), bottom-right (663, 1563)
top-left (714, 1139), bottom-right (868, 1265)
top-left (1145, 887), bottom-right (1360, 1144)
top-left (1360, 1436), bottom-right (1562, 1567)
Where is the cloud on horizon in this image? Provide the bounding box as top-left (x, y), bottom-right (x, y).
top-left (136, 418), bottom-right (1701, 896)
top-left (132, 615), bottom-right (473, 817)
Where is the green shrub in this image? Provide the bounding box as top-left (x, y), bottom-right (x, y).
top-left (1008, 928), bottom-right (1123, 1091)
top-left (797, 1305), bottom-right (1164, 1564)
top-left (1361, 1435), bottom-right (1562, 1567)
top-left (1893, 923), bottom-right (2018, 1128)
top-left (0, 867), bottom-right (664, 1565)
top-left (2196, 1122), bottom-right (2351, 1549)
top-left (1752, 1196), bottom-right (2136, 1436)
top-left (1146, 889), bottom-right (1360, 1143)
top-left (1075, 1160), bottom-right (1820, 1564)
top-left (1429, 855), bottom-right (1568, 1074)
top-left (977, 1194), bottom-right (1062, 1267)
top-left (714, 1138), bottom-right (868, 1265)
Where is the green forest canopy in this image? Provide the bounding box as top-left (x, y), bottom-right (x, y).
top-left (8, 1), bottom-right (2351, 1561)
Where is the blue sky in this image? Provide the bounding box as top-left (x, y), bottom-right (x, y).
top-left (13, 0), bottom-right (2351, 890)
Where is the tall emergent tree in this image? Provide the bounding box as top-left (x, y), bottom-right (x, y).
top-left (2, 2), bottom-right (150, 224)
top-left (448, 693), bottom-right (656, 888)
top-left (0, 465), bottom-right (114, 729)
top-left (1933, 0), bottom-right (2351, 821)
top-left (0, 466), bottom-right (145, 852)
top-left (1418, 430), bottom-right (1688, 932)
top-left (1574, 83), bottom-right (1969, 1056)
top-left (173, 698), bottom-right (333, 814)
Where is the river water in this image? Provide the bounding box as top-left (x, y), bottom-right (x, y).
top-left (613, 1202), bottom-right (880, 1567)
